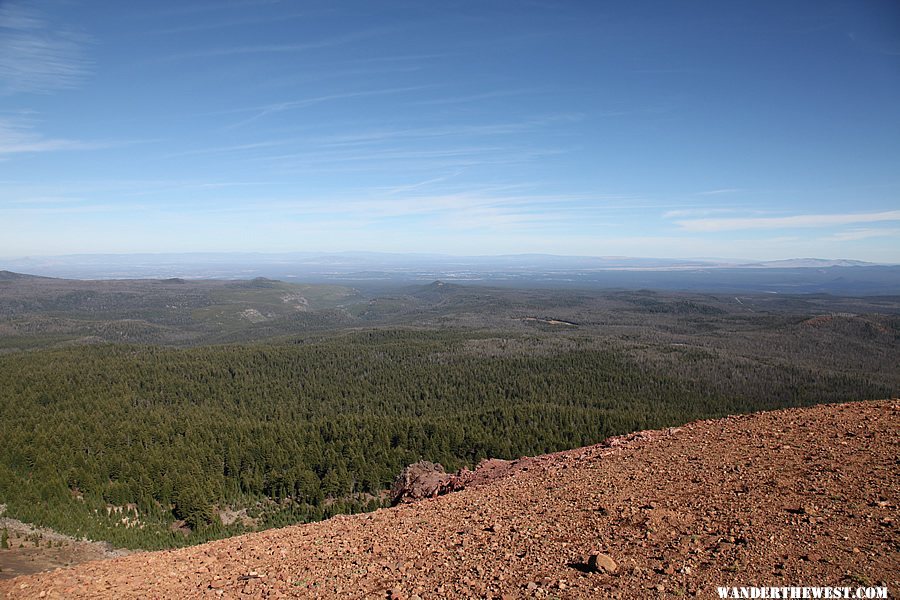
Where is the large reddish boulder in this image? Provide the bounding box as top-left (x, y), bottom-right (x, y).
top-left (390, 461), bottom-right (463, 505)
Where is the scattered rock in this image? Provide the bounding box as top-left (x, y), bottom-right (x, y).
top-left (803, 552), bottom-right (822, 562)
top-left (588, 552), bottom-right (618, 574)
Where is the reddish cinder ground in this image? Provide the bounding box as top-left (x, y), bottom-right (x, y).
top-left (2, 399), bottom-right (897, 599)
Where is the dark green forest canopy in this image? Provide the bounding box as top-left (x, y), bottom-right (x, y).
top-left (0, 283), bottom-right (898, 549)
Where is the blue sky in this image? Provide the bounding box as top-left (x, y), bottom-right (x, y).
top-left (1, 0), bottom-right (898, 261)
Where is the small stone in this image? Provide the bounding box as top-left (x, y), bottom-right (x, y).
top-left (803, 552), bottom-right (822, 562)
top-left (588, 552), bottom-right (618, 574)
top-left (526, 581), bottom-right (538, 591)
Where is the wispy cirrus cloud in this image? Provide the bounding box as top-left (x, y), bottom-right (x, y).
top-left (255, 144), bottom-right (567, 175)
top-left (0, 116), bottom-right (104, 155)
top-left (224, 85), bottom-right (435, 128)
top-left (306, 114), bottom-right (580, 147)
top-left (673, 210), bottom-right (900, 232)
top-left (407, 88), bottom-right (542, 106)
top-left (160, 139), bottom-right (297, 159)
top-left (0, 203), bottom-right (143, 216)
top-left (372, 173), bottom-right (466, 196)
top-left (0, 2), bottom-right (91, 95)
top-left (187, 190), bottom-right (638, 233)
top-left (662, 207), bottom-right (750, 219)
top-left (697, 188), bottom-right (743, 195)
top-left (147, 9), bottom-right (313, 36)
top-left (162, 27), bottom-right (394, 61)
top-left (0, 178), bottom-right (285, 204)
top-left (301, 114), bottom-right (582, 150)
top-left (825, 227), bottom-right (900, 242)
top-left (0, 115), bottom-right (147, 157)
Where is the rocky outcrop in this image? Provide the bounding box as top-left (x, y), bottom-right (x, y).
top-left (390, 461), bottom-right (463, 505)
top-left (391, 435), bottom-right (677, 507)
top-left (391, 457), bottom-right (545, 505)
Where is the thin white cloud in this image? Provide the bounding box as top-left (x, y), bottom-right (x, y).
top-left (7, 195), bottom-right (85, 205)
top-left (0, 138), bottom-right (111, 154)
top-left (349, 52), bottom-right (455, 65)
top-left (0, 2), bottom-right (91, 95)
top-left (826, 227), bottom-right (900, 242)
top-left (373, 173), bottom-right (465, 196)
top-left (160, 139), bottom-right (297, 159)
top-left (225, 85), bottom-right (435, 129)
top-left (245, 63), bottom-right (424, 93)
top-left (662, 208), bottom-right (749, 219)
top-left (147, 9), bottom-right (312, 35)
top-left (674, 210), bottom-right (900, 232)
top-left (0, 116), bottom-right (149, 157)
top-left (407, 89), bottom-right (541, 106)
top-left (163, 28), bottom-right (394, 61)
top-left (178, 191), bottom-right (638, 232)
top-left (118, 180), bottom-right (285, 197)
top-left (697, 188), bottom-right (742, 195)
top-left (0, 117), bottom-right (104, 155)
top-left (0, 203), bottom-right (144, 215)
top-left (256, 145), bottom-right (567, 175)
top-left (309, 114), bottom-right (584, 145)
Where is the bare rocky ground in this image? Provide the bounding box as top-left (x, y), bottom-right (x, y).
top-left (0, 513), bottom-right (130, 582)
top-left (1, 399), bottom-right (897, 599)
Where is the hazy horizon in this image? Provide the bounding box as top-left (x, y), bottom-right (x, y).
top-left (5, 250), bottom-right (900, 297)
top-left (2, 1), bottom-right (899, 261)
top-left (0, 249), bottom-right (893, 264)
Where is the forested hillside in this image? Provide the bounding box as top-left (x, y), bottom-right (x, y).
top-left (0, 279), bottom-right (898, 549)
top-left (0, 327), bottom-right (895, 549)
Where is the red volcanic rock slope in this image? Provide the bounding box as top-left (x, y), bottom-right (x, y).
top-left (2, 400), bottom-right (897, 599)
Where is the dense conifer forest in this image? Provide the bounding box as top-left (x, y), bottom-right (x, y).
top-left (0, 277), bottom-right (897, 549)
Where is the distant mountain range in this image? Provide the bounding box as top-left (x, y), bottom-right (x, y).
top-left (0, 253), bottom-right (897, 294)
top-left (738, 258), bottom-right (875, 268)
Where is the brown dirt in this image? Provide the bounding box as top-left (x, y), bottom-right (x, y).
top-left (2, 399), bottom-right (897, 599)
top-left (0, 516), bottom-right (129, 582)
